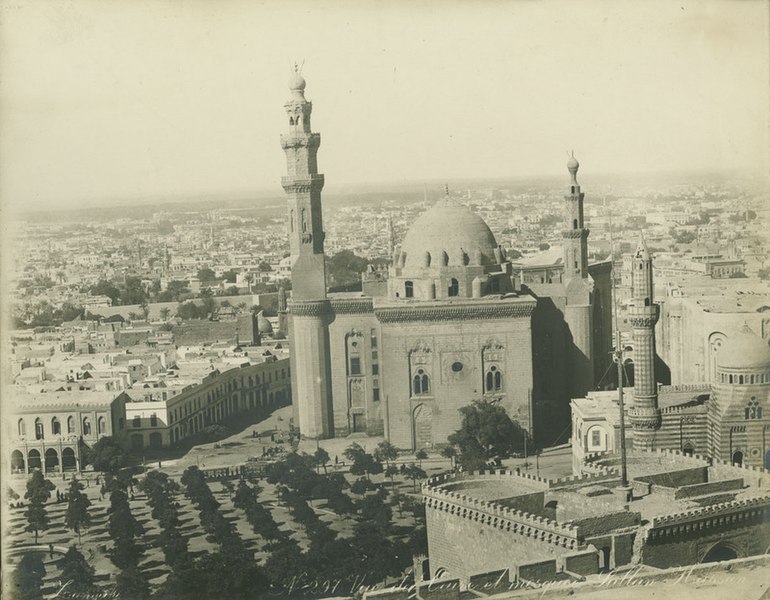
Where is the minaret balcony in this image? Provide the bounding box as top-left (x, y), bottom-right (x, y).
top-left (281, 174), bottom-right (325, 193)
top-left (628, 303), bottom-right (659, 327)
top-left (561, 228), bottom-right (589, 239)
top-left (281, 132), bottom-right (321, 150)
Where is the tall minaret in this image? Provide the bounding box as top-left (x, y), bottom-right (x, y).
top-left (627, 233), bottom-right (661, 449)
top-left (281, 64), bottom-right (327, 300)
top-left (562, 153), bottom-right (594, 396)
top-left (281, 66), bottom-right (334, 439)
top-left (562, 152), bottom-right (589, 280)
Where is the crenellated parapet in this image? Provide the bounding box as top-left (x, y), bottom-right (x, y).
top-left (423, 472), bottom-right (580, 549)
top-left (647, 495), bottom-right (770, 536)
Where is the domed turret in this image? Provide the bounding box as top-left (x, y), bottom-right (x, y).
top-left (718, 325), bottom-right (770, 370)
top-left (567, 151), bottom-right (579, 185)
top-left (289, 63), bottom-right (306, 93)
top-left (257, 310), bottom-right (274, 335)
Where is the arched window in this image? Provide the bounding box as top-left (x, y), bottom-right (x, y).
top-left (290, 210), bottom-right (295, 233)
top-left (750, 374), bottom-right (755, 384)
top-left (35, 418), bottom-right (44, 440)
top-left (426, 252), bottom-right (432, 267)
top-left (301, 208), bottom-right (307, 233)
top-left (18, 419), bottom-right (26, 437)
top-left (413, 369), bottom-right (430, 395)
top-left (289, 116), bottom-right (295, 126)
top-left (739, 375), bottom-right (744, 384)
top-left (448, 278), bottom-right (459, 297)
top-left (745, 397), bottom-right (762, 420)
top-left (485, 366), bottom-right (503, 392)
top-left (729, 374), bottom-right (734, 384)
top-left (98, 416), bottom-right (106, 434)
top-left (441, 251), bottom-right (449, 266)
top-left (573, 219), bottom-right (578, 230)
top-left (405, 281), bottom-right (414, 298)
top-left (67, 416), bottom-right (75, 433)
top-left (82, 417), bottom-right (92, 436)
top-left (51, 417), bottom-right (61, 435)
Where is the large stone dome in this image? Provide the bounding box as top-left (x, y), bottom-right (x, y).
top-left (400, 197), bottom-right (500, 269)
top-left (718, 325), bottom-right (770, 370)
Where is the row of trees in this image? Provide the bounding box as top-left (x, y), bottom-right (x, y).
top-left (179, 467), bottom-right (267, 598)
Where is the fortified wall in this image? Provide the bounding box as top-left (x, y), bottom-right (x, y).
top-left (425, 449), bottom-right (770, 584)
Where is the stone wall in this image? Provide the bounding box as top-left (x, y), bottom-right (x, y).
top-left (563, 550), bottom-right (599, 576)
top-left (674, 478), bottom-right (743, 500)
top-left (425, 500), bottom-right (567, 581)
top-left (516, 559), bottom-right (558, 583)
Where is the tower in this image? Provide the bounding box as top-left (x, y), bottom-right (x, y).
top-left (627, 233), bottom-right (661, 449)
top-left (561, 153), bottom-right (594, 396)
top-left (280, 66), bottom-right (334, 439)
top-left (281, 64), bottom-right (327, 300)
top-left (562, 152), bottom-right (588, 281)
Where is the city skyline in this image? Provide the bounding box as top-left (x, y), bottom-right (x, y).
top-left (1, 0), bottom-right (768, 213)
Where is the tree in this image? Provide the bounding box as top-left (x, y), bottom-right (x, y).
top-left (728, 271), bottom-right (747, 278)
top-left (177, 301), bottom-right (202, 320)
top-left (10, 553), bottom-right (46, 600)
top-left (760, 268), bottom-right (770, 281)
top-left (448, 399), bottom-right (529, 470)
top-left (65, 477), bottom-right (91, 543)
top-left (441, 445), bottom-right (457, 470)
top-left (258, 261), bottom-right (272, 272)
top-left (86, 436), bottom-right (127, 474)
top-left (24, 471), bottom-right (55, 544)
top-left (159, 307), bottom-right (171, 320)
top-left (374, 440), bottom-right (398, 468)
top-left (58, 545), bottom-right (95, 593)
top-left (415, 448), bottom-right (428, 468)
top-left (327, 250), bottom-right (369, 287)
top-left (384, 464), bottom-right (399, 488)
top-left (313, 447), bottom-right (330, 474)
top-left (221, 479), bottom-right (235, 498)
top-left (115, 566), bottom-right (150, 600)
top-left (8, 486), bottom-right (20, 502)
top-left (197, 267), bottom-right (216, 282)
top-left (403, 464), bottom-right (427, 493)
top-left (222, 270), bottom-right (238, 283)
top-left (538, 243), bottom-right (550, 251)
top-left (89, 280), bottom-right (121, 305)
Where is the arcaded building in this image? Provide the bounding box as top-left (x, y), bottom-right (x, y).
top-left (572, 238), bottom-right (770, 470)
top-left (282, 71), bottom-right (612, 449)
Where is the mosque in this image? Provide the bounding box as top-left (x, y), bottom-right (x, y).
top-left (572, 236), bottom-right (770, 470)
top-left (282, 69), bottom-right (612, 449)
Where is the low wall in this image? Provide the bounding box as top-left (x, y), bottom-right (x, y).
top-left (517, 559), bottom-right (558, 583)
top-left (674, 478), bottom-right (743, 500)
top-left (563, 550), bottom-right (600, 576)
top-left (416, 578), bottom-right (461, 600)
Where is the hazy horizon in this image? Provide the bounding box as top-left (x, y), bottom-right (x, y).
top-left (1, 0), bottom-right (768, 214)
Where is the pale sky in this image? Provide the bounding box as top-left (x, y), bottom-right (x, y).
top-left (0, 0), bottom-right (768, 211)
